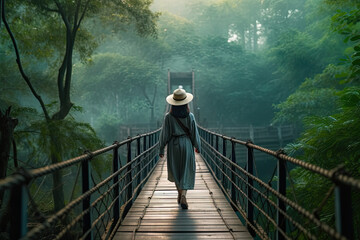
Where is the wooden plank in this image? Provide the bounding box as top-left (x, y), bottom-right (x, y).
top-left (117, 224), bottom-right (247, 232)
top-left (114, 232), bottom-right (253, 240)
top-left (113, 153), bottom-right (252, 240)
top-left (121, 218), bottom-right (243, 226)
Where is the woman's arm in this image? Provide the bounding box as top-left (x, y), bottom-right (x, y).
top-left (190, 113), bottom-right (201, 152)
top-left (159, 114), bottom-right (171, 156)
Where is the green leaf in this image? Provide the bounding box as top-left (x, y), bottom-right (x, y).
top-left (335, 72), bottom-right (348, 78)
top-left (352, 59), bottom-right (360, 66)
top-left (350, 35), bottom-right (360, 41)
top-left (350, 69), bottom-right (360, 78)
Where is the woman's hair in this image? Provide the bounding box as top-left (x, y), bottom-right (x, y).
top-left (170, 104), bottom-right (189, 118)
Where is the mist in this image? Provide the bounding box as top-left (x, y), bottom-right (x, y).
top-left (1, 0), bottom-right (355, 160)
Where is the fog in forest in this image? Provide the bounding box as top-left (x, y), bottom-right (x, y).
top-left (1, 0), bottom-right (358, 161)
top-left (75, 0), bottom-right (348, 143)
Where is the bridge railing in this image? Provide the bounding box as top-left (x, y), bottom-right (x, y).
top-left (0, 129), bottom-right (160, 240)
top-left (198, 126), bottom-right (360, 240)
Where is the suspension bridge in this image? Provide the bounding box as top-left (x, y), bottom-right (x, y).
top-left (0, 72), bottom-right (359, 240)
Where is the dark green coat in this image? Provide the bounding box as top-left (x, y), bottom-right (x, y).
top-left (159, 112), bottom-right (201, 190)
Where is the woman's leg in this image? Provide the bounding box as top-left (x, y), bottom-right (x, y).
top-left (180, 189), bottom-right (188, 209)
top-left (175, 183), bottom-right (181, 204)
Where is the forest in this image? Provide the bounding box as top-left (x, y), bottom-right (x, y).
top-left (0, 0), bottom-right (359, 239)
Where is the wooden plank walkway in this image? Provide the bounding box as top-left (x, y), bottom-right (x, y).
top-left (114, 152), bottom-right (253, 240)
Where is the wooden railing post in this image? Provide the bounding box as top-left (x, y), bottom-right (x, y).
top-left (150, 134), bottom-right (154, 168)
top-left (246, 143), bottom-right (255, 236)
top-left (112, 143), bottom-right (120, 229)
top-left (335, 183), bottom-right (354, 239)
top-left (143, 135), bottom-right (147, 177)
top-left (82, 158), bottom-right (92, 240)
top-left (136, 137), bottom-right (141, 193)
top-left (10, 181), bottom-right (28, 239)
top-left (231, 140), bottom-right (237, 211)
top-left (222, 137), bottom-right (227, 186)
top-left (124, 137), bottom-right (133, 217)
top-left (215, 135), bottom-right (219, 178)
top-left (277, 157), bottom-right (286, 240)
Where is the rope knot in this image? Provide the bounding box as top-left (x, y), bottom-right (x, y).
top-left (275, 149), bottom-right (286, 158)
top-left (329, 164), bottom-right (346, 183)
top-left (15, 167), bottom-right (32, 184)
top-left (245, 139), bottom-right (253, 147)
top-left (84, 150), bottom-right (94, 159)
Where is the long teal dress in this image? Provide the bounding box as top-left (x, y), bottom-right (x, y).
top-left (159, 112), bottom-right (201, 190)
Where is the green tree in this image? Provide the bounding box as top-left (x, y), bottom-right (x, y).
top-left (74, 53), bottom-right (162, 142)
top-left (273, 1), bottom-right (360, 237)
top-left (1, 0), bottom-right (158, 211)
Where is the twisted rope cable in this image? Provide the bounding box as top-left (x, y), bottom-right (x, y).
top-left (198, 126), bottom-right (360, 190)
top-left (201, 138), bottom-right (348, 240)
top-left (0, 129), bottom-right (161, 191)
top-left (22, 144), bottom-right (159, 240)
top-left (108, 150), bottom-right (160, 240)
top-left (200, 146), bottom-right (267, 240)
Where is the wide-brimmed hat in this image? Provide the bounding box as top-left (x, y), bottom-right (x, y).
top-left (166, 88), bottom-right (193, 106)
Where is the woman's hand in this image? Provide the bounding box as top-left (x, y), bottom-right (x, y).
top-left (159, 154), bottom-right (164, 158)
top-left (195, 148), bottom-right (200, 153)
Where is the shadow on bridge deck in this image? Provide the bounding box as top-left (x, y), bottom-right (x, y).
top-left (114, 153), bottom-right (253, 240)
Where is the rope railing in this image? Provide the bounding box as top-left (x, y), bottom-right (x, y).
top-left (0, 128), bottom-right (161, 240)
top-left (198, 125), bottom-right (359, 240)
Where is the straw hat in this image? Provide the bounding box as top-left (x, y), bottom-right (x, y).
top-left (166, 88), bottom-right (193, 106)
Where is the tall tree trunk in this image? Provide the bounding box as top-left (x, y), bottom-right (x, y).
top-left (240, 26), bottom-right (246, 49)
top-left (0, 107), bottom-right (18, 207)
top-left (49, 21), bottom-right (77, 211)
top-left (48, 121), bottom-right (66, 211)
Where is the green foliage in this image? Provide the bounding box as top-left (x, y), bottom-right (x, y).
top-left (11, 106), bottom-right (106, 169)
top-left (273, 65), bottom-right (344, 125)
top-left (284, 87), bottom-right (360, 237)
top-left (73, 52), bottom-right (163, 142)
top-left (331, 6), bottom-right (360, 83)
top-left (273, 3), bottom-right (360, 237)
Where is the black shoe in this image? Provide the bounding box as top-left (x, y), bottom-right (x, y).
top-left (180, 195), bottom-right (188, 209)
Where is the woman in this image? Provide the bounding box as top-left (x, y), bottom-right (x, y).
top-left (159, 87), bottom-right (201, 209)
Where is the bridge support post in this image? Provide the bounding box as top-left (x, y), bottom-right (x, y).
top-left (231, 141), bottom-right (237, 212)
top-left (246, 144), bottom-right (256, 237)
top-left (136, 137), bottom-right (141, 198)
top-left (215, 135), bottom-right (219, 178)
top-left (143, 135), bottom-right (147, 178)
top-left (222, 138), bottom-right (227, 188)
top-left (124, 138), bottom-right (133, 217)
top-left (82, 158), bottom-right (92, 240)
top-left (10, 183), bottom-right (28, 239)
top-left (112, 143), bottom-right (120, 229)
top-left (150, 134), bottom-right (154, 169)
top-left (335, 183), bottom-right (354, 239)
top-left (277, 157), bottom-right (286, 240)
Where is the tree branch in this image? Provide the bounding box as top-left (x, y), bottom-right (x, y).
top-left (1, 0), bottom-right (50, 120)
top-left (73, 0), bottom-right (81, 30)
top-left (76, 0), bottom-right (91, 29)
top-left (54, 0), bottom-right (71, 30)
